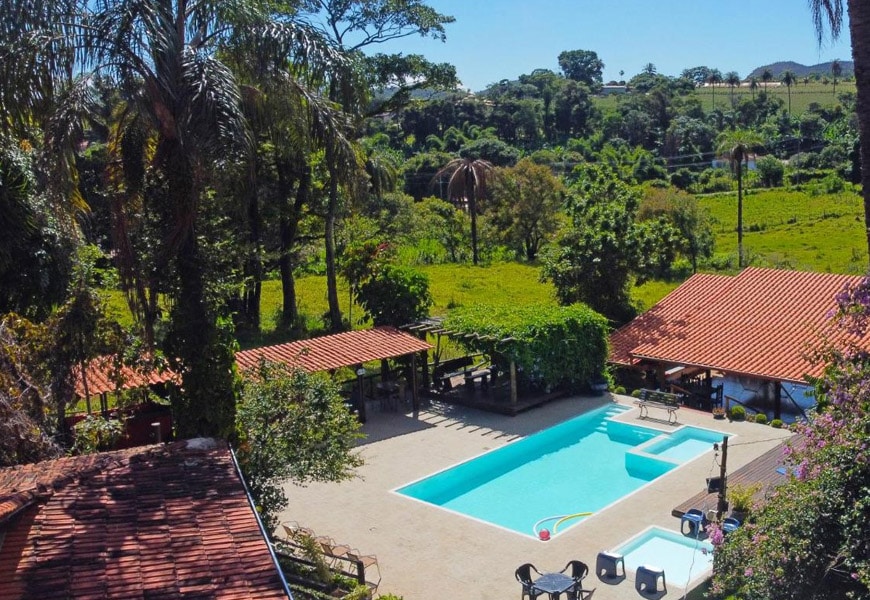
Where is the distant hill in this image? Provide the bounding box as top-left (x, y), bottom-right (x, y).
top-left (748, 60), bottom-right (854, 79)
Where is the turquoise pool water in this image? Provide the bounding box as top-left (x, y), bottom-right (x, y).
top-left (616, 526), bottom-right (714, 586)
top-left (396, 404), bottom-right (727, 537)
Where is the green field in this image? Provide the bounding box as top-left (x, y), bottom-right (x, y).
top-left (103, 187), bottom-right (867, 347)
top-left (593, 81), bottom-right (855, 115)
top-left (699, 187), bottom-right (867, 273)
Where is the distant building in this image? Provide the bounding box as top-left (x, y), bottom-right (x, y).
top-left (600, 85), bottom-right (628, 96)
top-left (712, 154), bottom-right (757, 171)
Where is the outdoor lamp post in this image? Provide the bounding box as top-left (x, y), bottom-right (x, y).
top-left (356, 367), bottom-right (367, 423)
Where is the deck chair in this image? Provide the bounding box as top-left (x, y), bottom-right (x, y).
top-left (722, 516), bottom-right (741, 534)
top-left (560, 560), bottom-right (589, 600)
top-left (680, 508), bottom-right (707, 537)
top-left (515, 563), bottom-right (544, 600)
top-left (347, 550), bottom-right (381, 590)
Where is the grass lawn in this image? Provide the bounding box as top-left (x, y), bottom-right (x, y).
top-left (699, 187), bottom-right (867, 273)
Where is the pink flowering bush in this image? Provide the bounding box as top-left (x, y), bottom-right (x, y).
top-left (709, 276), bottom-right (870, 599)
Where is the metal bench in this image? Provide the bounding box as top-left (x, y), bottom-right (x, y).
top-left (635, 389), bottom-right (681, 424)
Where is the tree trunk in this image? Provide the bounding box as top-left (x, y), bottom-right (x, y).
top-left (325, 142), bottom-right (343, 331)
top-left (848, 0), bottom-right (870, 266)
top-left (166, 146), bottom-right (236, 439)
top-left (278, 161), bottom-right (309, 330)
top-left (467, 170), bottom-right (479, 265)
top-left (737, 160), bottom-right (744, 269)
top-left (243, 158), bottom-right (262, 330)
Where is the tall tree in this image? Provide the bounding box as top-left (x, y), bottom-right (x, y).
top-left (832, 57), bottom-right (843, 96)
top-left (300, 0), bottom-right (456, 331)
top-left (707, 69), bottom-right (723, 110)
top-left (810, 1), bottom-right (870, 265)
top-left (725, 71), bottom-right (741, 106)
top-left (434, 157), bottom-right (494, 265)
top-left (749, 76), bottom-right (759, 100)
top-left (761, 68), bottom-right (774, 89)
top-left (557, 49), bottom-right (604, 88)
top-left (717, 129), bottom-right (764, 269)
top-left (781, 69), bottom-right (797, 114)
top-left (487, 158), bottom-right (564, 261)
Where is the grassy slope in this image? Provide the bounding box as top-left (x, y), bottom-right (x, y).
top-left (700, 188), bottom-right (867, 274)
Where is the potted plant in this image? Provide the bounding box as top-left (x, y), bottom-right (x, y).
top-left (711, 406), bottom-right (726, 419)
top-left (727, 482), bottom-right (761, 521)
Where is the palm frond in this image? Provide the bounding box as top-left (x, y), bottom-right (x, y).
top-left (809, 0), bottom-right (844, 44)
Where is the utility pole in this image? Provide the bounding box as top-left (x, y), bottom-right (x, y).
top-left (717, 436), bottom-right (729, 519)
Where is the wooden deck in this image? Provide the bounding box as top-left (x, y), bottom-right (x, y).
top-left (426, 377), bottom-right (567, 416)
top-left (672, 439), bottom-right (794, 518)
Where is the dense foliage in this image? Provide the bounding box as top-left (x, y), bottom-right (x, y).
top-left (443, 303), bottom-right (609, 393)
top-left (235, 360), bottom-right (363, 533)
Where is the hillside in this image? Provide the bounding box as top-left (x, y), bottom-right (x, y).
top-left (748, 60), bottom-right (854, 79)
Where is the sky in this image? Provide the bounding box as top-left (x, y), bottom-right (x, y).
top-left (370, 0), bottom-right (853, 92)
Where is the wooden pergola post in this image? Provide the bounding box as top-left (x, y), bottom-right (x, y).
top-left (411, 353), bottom-right (419, 414)
top-left (510, 360), bottom-right (517, 404)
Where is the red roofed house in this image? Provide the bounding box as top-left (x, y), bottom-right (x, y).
top-left (0, 439), bottom-right (291, 599)
top-left (610, 267), bottom-right (866, 419)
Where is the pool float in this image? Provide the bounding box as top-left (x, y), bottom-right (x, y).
top-left (533, 512), bottom-right (593, 539)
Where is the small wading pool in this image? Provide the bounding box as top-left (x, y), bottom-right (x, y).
top-left (615, 526), bottom-right (714, 587)
top-left (395, 404), bottom-right (728, 537)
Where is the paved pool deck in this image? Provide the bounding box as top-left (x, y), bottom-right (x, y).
top-left (277, 394), bottom-right (792, 600)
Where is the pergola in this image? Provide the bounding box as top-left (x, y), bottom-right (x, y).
top-left (76, 327), bottom-right (431, 420)
top-left (235, 326), bottom-right (432, 418)
top-left (402, 317), bottom-right (521, 405)
top-left (610, 267), bottom-right (869, 418)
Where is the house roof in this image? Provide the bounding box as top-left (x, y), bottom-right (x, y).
top-left (76, 327), bottom-right (430, 399)
top-left (610, 267), bottom-right (865, 383)
top-left (75, 355), bottom-right (180, 398)
top-left (0, 440), bottom-right (289, 600)
top-left (235, 326), bottom-right (432, 373)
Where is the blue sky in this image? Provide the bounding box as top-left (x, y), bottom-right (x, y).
top-left (370, 0), bottom-right (853, 91)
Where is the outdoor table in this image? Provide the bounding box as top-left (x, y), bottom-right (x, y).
top-left (532, 572), bottom-right (576, 598)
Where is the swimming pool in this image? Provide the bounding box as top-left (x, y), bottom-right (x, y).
top-left (615, 526), bottom-right (714, 587)
top-left (396, 403), bottom-right (727, 537)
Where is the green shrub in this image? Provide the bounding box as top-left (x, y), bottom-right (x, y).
top-left (614, 386), bottom-right (627, 395)
top-left (443, 303), bottom-right (610, 393)
top-left (754, 413), bottom-right (768, 424)
top-left (770, 418), bottom-right (784, 429)
top-left (729, 405), bottom-right (746, 421)
top-left (630, 388), bottom-right (642, 398)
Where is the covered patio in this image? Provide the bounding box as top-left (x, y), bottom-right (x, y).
top-left (235, 326), bottom-right (432, 421)
top-left (610, 267), bottom-right (868, 420)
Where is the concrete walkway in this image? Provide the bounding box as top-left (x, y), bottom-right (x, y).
top-left (278, 394), bottom-right (791, 600)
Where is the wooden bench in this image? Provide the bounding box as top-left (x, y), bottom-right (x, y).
top-left (463, 368), bottom-right (492, 390)
top-left (635, 389), bottom-right (681, 424)
top-left (432, 356), bottom-right (475, 391)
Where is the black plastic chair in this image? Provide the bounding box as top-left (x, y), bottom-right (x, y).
top-left (516, 563), bottom-right (544, 600)
top-left (560, 560), bottom-right (589, 600)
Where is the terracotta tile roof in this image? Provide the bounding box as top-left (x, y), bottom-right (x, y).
top-left (75, 356), bottom-right (180, 398)
top-left (610, 267), bottom-right (866, 383)
top-left (0, 440), bottom-right (288, 599)
top-left (235, 326), bottom-right (432, 373)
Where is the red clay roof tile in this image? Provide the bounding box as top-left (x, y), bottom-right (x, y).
top-left (0, 441), bottom-right (288, 599)
top-left (235, 326), bottom-right (431, 373)
top-left (610, 267), bottom-right (867, 382)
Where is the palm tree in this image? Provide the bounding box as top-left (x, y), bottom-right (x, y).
top-left (707, 69), bottom-right (723, 110)
top-left (761, 68), bottom-right (773, 90)
top-left (717, 130), bottom-right (764, 269)
top-left (831, 58), bottom-right (842, 97)
top-left (810, 1), bottom-right (870, 264)
top-left (781, 70), bottom-right (797, 114)
top-left (75, 0), bottom-right (341, 438)
top-left (725, 72), bottom-right (741, 106)
top-left (749, 77), bottom-right (759, 100)
top-left (435, 157), bottom-right (494, 265)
